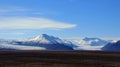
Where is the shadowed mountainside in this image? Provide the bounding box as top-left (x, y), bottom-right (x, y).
top-left (102, 40), bottom-right (120, 51)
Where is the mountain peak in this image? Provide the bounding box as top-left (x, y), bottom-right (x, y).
top-left (28, 34), bottom-right (62, 44)
top-left (41, 34), bottom-right (49, 37)
top-left (31, 34), bottom-right (52, 41)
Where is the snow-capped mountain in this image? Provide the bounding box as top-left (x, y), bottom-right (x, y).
top-left (68, 37), bottom-right (109, 50)
top-left (27, 34), bottom-right (73, 45)
top-left (70, 37), bottom-right (109, 46)
top-left (27, 34), bottom-right (61, 44)
top-left (102, 40), bottom-right (120, 51)
top-left (0, 34), bottom-right (74, 50)
top-left (0, 34), bottom-right (117, 51)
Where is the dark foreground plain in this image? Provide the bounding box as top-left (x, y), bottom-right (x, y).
top-left (0, 50), bottom-right (120, 67)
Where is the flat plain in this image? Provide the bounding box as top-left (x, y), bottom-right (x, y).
top-left (0, 50), bottom-right (120, 67)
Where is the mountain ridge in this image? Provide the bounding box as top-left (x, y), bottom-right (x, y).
top-left (0, 34), bottom-right (74, 50)
top-left (0, 34), bottom-right (117, 51)
top-left (102, 40), bottom-right (120, 51)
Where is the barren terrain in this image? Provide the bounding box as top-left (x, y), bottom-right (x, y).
top-left (0, 50), bottom-right (120, 67)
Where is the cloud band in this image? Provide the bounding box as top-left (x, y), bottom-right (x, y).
top-left (0, 17), bottom-right (76, 29)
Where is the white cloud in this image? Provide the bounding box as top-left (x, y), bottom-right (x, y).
top-left (0, 7), bottom-right (44, 16)
top-left (0, 31), bottom-right (25, 36)
top-left (0, 43), bottom-right (46, 50)
top-left (10, 32), bottom-right (25, 35)
top-left (0, 7), bottom-right (27, 13)
top-left (0, 17), bottom-right (76, 29)
top-left (102, 37), bottom-right (120, 40)
top-left (16, 32), bottom-right (25, 35)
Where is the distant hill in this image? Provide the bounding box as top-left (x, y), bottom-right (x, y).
top-left (102, 40), bottom-right (120, 51)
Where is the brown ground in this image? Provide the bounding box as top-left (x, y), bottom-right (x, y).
top-left (0, 50), bottom-right (120, 67)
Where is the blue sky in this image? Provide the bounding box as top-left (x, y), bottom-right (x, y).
top-left (0, 0), bottom-right (120, 39)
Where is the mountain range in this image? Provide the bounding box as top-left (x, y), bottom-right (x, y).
top-left (0, 34), bottom-right (119, 51)
top-left (68, 37), bottom-right (110, 50)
